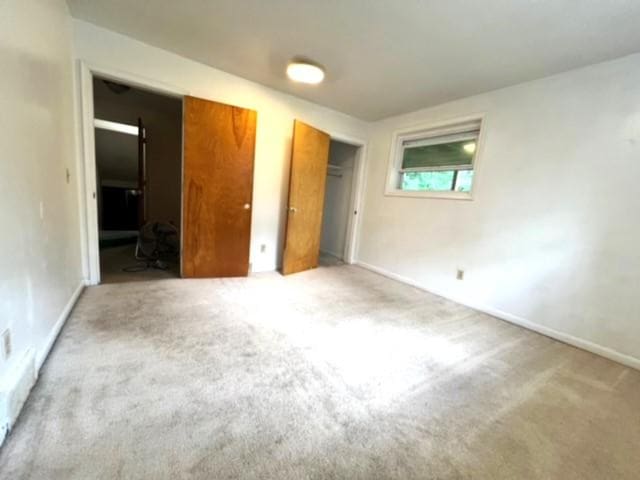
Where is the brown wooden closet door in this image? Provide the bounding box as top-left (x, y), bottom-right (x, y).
top-left (182, 96), bottom-right (256, 278)
top-left (282, 120), bottom-right (330, 275)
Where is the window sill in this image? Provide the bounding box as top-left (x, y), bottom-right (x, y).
top-left (384, 189), bottom-right (474, 201)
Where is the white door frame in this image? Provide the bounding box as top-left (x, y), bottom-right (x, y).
top-left (323, 131), bottom-right (368, 265)
top-left (77, 61), bottom-right (187, 285)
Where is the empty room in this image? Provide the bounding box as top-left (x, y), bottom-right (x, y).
top-left (1, 1), bottom-right (638, 479)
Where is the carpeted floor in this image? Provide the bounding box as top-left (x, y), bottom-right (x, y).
top-left (100, 244), bottom-right (180, 284)
top-left (1, 265), bottom-right (638, 479)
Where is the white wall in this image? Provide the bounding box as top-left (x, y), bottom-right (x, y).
top-left (72, 20), bottom-right (370, 273)
top-left (0, 0), bottom-right (84, 440)
top-left (321, 141), bottom-right (357, 258)
top-left (359, 54), bottom-right (640, 366)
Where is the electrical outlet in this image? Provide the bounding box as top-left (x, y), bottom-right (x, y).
top-left (260, 244), bottom-right (267, 253)
top-left (456, 269), bottom-right (465, 280)
top-left (1, 330), bottom-right (11, 360)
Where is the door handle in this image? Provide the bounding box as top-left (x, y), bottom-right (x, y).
top-left (243, 203), bottom-right (251, 210)
top-left (289, 206), bottom-right (297, 213)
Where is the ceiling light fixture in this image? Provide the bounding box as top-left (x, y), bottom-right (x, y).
top-left (287, 61), bottom-right (325, 84)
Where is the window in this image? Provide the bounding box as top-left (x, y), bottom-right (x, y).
top-left (385, 118), bottom-right (482, 199)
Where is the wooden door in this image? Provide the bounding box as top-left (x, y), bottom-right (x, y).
top-left (182, 96), bottom-right (256, 278)
top-left (282, 120), bottom-right (331, 275)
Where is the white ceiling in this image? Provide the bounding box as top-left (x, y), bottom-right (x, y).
top-left (67, 0), bottom-right (640, 120)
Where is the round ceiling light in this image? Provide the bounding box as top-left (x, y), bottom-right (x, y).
top-left (287, 61), bottom-right (325, 84)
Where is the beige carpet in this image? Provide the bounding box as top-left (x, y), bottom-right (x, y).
top-left (1, 265), bottom-right (638, 479)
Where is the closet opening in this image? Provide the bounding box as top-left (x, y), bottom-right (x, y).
top-left (319, 140), bottom-right (361, 266)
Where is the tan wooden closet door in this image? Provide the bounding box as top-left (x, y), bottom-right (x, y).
top-left (282, 120), bottom-right (331, 275)
top-left (182, 96), bottom-right (256, 278)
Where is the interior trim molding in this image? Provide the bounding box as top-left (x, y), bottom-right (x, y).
top-left (36, 281), bottom-right (85, 371)
top-left (355, 261), bottom-right (640, 371)
top-left (323, 132), bottom-right (368, 265)
top-left (77, 60), bottom-right (188, 285)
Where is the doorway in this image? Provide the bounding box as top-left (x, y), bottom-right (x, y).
top-left (93, 77), bottom-right (183, 283)
top-left (319, 140), bottom-right (360, 266)
top-left (281, 120), bottom-right (365, 275)
top-left (80, 64), bottom-right (257, 284)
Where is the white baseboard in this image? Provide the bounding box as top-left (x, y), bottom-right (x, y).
top-left (250, 260), bottom-right (278, 274)
top-left (36, 282), bottom-right (85, 371)
top-left (0, 281), bottom-right (85, 447)
top-left (355, 261), bottom-right (640, 371)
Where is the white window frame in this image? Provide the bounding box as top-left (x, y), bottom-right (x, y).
top-left (384, 114), bottom-right (486, 200)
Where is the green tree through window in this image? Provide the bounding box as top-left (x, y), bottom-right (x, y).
top-left (402, 170), bottom-right (473, 192)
